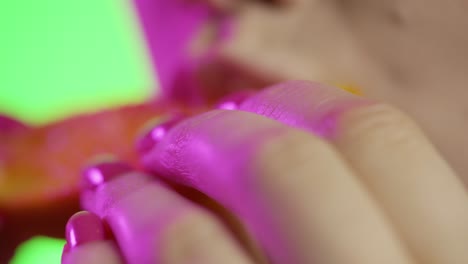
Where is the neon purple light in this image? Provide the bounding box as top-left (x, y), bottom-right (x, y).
top-left (131, 0), bottom-right (212, 101)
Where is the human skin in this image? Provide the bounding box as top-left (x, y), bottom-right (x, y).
top-left (63, 81), bottom-right (468, 264)
top-left (5, 0), bottom-right (467, 261)
top-left (187, 0), bottom-right (468, 184)
top-left (0, 102), bottom-right (197, 263)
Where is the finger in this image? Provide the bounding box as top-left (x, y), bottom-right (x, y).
top-left (80, 161), bottom-right (255, 264)
top-left (240, 80), bottom-right (468, 263)
top-left (62, 242), bottom-right (122, 264)
top-left (62, 211), bottom-right (123, 264)
top-left (141, 110), bottom-right (413, 263)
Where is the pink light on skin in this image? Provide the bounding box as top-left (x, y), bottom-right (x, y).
top-left (139, 110), bottom-right (303, 263)
top-left (138, 81), bottom-right (376, 263)
top-left (80, 166), bottom-right (195, 264)
top-left (73, 80), bottom-right (370, 263)
top-left (131, 0), bottom-right (205, 101)
top-left (239, 81), bottom-right (374, 139)
top-left (131, 0), bottom-right (232, 104)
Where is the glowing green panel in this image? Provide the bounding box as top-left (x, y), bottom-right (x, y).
top-left (0, 0), bottom-right (155, 125)
top-left (10, 236), bottom-right (66, 264)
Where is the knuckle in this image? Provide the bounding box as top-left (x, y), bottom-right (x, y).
top-left (341, 103), bottom-right (423, 148)
top-left (251, 130), bottom-right (334, 186)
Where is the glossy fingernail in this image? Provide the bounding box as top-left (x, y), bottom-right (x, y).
top-left (216, 90), bottom-right (256, 110)
top-left (65, 211), bottom-right (105, 248)
top-left (136, 116), bottom-right (185, 155)
top-left (82, 160), bottom-right (133, 189)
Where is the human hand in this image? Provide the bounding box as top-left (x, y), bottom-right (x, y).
top-left (62, 81), bottom-right (468, 264)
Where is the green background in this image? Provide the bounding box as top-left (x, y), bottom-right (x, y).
top-left (0, 0), bottom-right (155, 125)
top-left (1, 0), bottom-right (155, 263)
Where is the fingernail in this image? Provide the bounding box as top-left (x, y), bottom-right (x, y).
top-left (65, 211), bottom-right (105, 248)
top-left (82, 160), bottom-right (133, 189)
top-left (216, 90), bottom-right (255, 110)
top-left (136, 116), bottom-right (185, 155)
